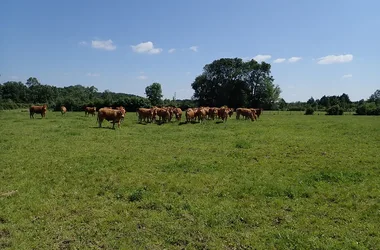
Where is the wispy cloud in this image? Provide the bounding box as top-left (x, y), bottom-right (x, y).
top-left (288, 57), bottom-right (302, 63)
top-left (189, 46), bottom-right (198, 52)
top-left (273, 58), bottom-right (286, 63)
top-left (186, 72), bottom-right (191, 75)
top-left (79, 41), bottom-right (87, 46)
top-left (91, 39), bottom-right (116, 51)
top-left (10, 76), bottom-right (19, 80)
top-left (137, 75), bottom-right (148, 80)
top-left (253, 54), bottom-right (272, 62)
top-left (86, 72), bottom-right (100, 77)
top-left (342, 74), bottom-right (353, 79)
top-left (168, 48), bottom-right (176, 53)
top-left (317, 54), bottom-right (353, 64)
top-left (131, 41), bottom-right (162, 54)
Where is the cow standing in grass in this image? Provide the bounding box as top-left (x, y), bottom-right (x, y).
top-left (30, 104), bottom-right (47, 119)
top-left (85, 107), bottom-right (96, 116)
top-left (97, 108), bottom-right (125, 129)
top-left (173, 107), bottom-right (182, 121)
top-left (115, 106), bottom-right (126, 122)
top-left (61, 106), bottom-right (67, 115)
top-left (185, 108), bottom-right (195, 123)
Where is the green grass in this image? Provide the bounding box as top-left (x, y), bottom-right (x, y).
top-left (1, 109), bottom-right (379, 249)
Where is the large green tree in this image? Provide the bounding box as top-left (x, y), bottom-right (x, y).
top-left (191, 58), bottom-right (280, 108)
top-left (145, 82), bottom-right (163, 106)
top-left (368, 89), bottom-right (380, 104)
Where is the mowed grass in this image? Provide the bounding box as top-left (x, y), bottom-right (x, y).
top-left (0, 110), bottom-right (379, 249)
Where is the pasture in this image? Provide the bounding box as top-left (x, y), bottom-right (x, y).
top-left (1, 110), bottom-right (379, 249)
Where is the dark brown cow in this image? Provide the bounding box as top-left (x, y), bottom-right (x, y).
top-left (97, 108), bottom-right (125, 129)
top-left (30, 104), bottom-right (47, 119)
top-left (85, 107), bottom-right (96, 116)
top-left (228, 108), bottom-right (234, 118)
top-left (61, 106), bottom-right (67, 115)
top-left (254, 108), bottom-right (263, 118)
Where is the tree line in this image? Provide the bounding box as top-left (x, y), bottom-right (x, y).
top-left (1, 57), bottom-right (379, 115)
top-left (0, 77), bottom-right (196, 112)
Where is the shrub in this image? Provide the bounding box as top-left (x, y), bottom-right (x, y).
top-left (356, 102), bottom-right (380, 116)
top-left (326, 105), bottom-right (343, 115)
top-left (304, 107), bottom-right (314, 115)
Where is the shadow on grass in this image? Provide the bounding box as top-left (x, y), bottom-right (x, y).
top-left (89, 126), bottom-right (116, 130)
top-left (178, 121), bottom-right (199, 125)
top-left (215, 121), bottom-right (225, 124)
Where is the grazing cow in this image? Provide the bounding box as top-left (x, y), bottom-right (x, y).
top-left (60, 106), bottom-right (67, 115)
top-left (228, 108), bottom-right (234, 118)
top-left (97, 108), bottom-right (125, 129)
top-left (30, 104), bottom-right (47, 119)
top-left (236, 108), bottom-right (256, 121)
top-left (173, 107), bottom-right (182, 121)
top-left (185, 108), bottom-right (195, 122)
top-left (85, 107), bottom-right (97, 116)
top-left (253, 108), bottom-right (263, 118)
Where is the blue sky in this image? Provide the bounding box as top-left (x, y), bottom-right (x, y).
top-left (1, 0), bottom-right (379, 102)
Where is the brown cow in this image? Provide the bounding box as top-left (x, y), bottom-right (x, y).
top-left (85, 106), bottom-right (96, 116)
top-left (208, 107), bottom-right (219, 120)
top-left (156, 108), bottom-right (170, 123)
top-left (185, 108), bottom-right (195, 122)
top-left (30, 104), bottom-right (47, 119)
top-left (115, 106), bottom-right (126, 122)
top-left (137, 108), bottom-right (154, 123)
top-left (60, 106), bottom-right (67, 115)
top-left (236, 108), bottom-right (256, 121)
top-left (195, 107), bottom-right (207, 123)
top-left (173, 107), bottom-right (182, 121)
top-left (97, 108), bottom-right (125, 129)
top-left (219, 107), bottom-right (230, 122)
top-left (253, 108), bottom-right (263, 118)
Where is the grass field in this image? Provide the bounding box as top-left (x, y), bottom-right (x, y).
top-left (1, 109), bottom-right (379, 249)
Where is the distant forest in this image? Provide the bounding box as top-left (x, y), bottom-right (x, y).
top-left (1, 58), bottom-right (379, 115)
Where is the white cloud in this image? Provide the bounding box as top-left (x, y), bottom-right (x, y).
top-left (317, 54), bottom-right (353, 64)
top-left (86, 73), bottom-right (100, 77)
top-left (91, 39), bottom-right (116, 51)
top-left (131, 41), bottom-right (162, 54)
top-left (342, 74), bottom-right (353, 79)
top-left (10, 76), bottom-right (19, 80)
top-left (288, 57), bottom-right (302, 63)
top-left (79, 41), bottom-right (87, 46)
top-left (253, 54), bottom-right (272, 62)
top-left (186, 72), bottom-right (191, 75)
top-left (189, 46), bottom-right (198, 52)
top-left (137, 75), bottom-right (148, 80)
top-left (273, 58), bottom-right (286, 63)
top-left (168, 48), bottom-right (176, 53)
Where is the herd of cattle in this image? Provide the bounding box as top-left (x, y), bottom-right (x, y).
top-left (29, 105), bottom-right (263, 129)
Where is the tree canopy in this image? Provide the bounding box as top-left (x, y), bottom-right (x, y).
top-left (145, 82), bottom-right (163, 106)
top-left (191, 58), bottom-right (281, 109)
